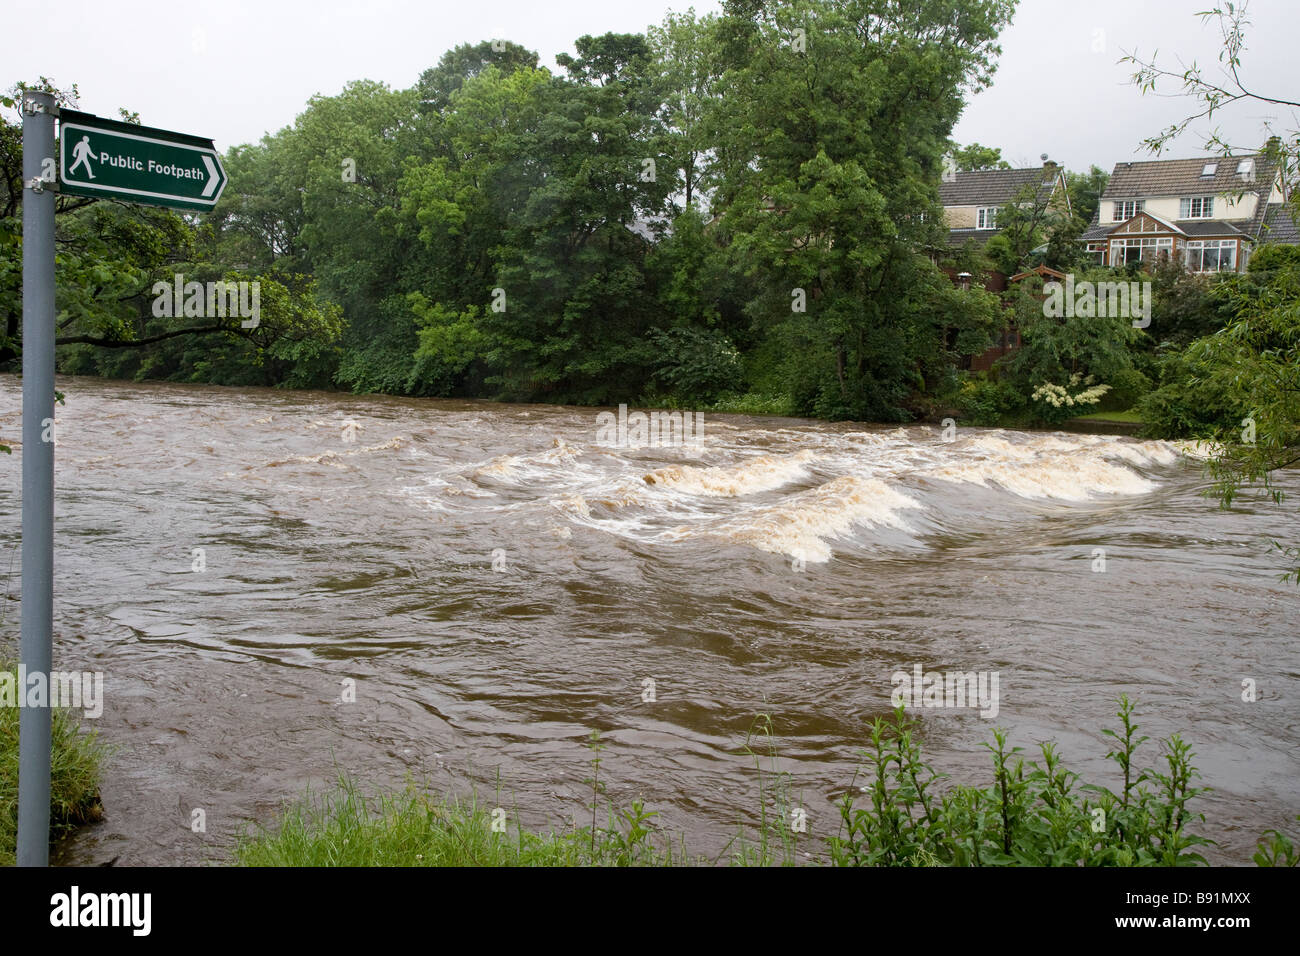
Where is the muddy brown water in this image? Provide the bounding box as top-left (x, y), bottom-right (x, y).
top-left (1, 374), bottom-right (1296, 865)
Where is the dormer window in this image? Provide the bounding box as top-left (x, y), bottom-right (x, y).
top-left (1180, 196), bottom-right (1215, 219)
top-left (1113, 199), bottom-right (1144, 222)
top-left (977, 207), bottom-right (998, 229)
top-left (1201, 162), bottom-right (1218, 177)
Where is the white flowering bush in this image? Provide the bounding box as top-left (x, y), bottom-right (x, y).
top-left (1029, 373), bottom-right (1111, 424)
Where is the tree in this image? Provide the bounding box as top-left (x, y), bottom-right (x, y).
top-left (403, 34), bottom-right (674, 403)
top-left (952, 142), bottom-right (1011, 171)
top-left (647, 9), bottom-right (724, 211)
top-left (1000, 269), bottom-right (1142, 422)
top-left (1066, 165), bottom-right (1109, 225)
top-left (416, 40), bottom-right (539, 114)
top-left (706, 0), bottom-right (1016, 420)
top-left (982, 172), bottom-right (1070, 275)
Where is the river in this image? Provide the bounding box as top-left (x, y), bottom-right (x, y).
top-left (1, 374), bottom-right (1296, 865)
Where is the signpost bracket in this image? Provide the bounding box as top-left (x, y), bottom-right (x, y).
top-left (23, 98), bottom-right (59, 117)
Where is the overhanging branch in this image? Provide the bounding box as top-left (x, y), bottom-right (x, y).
top-left (54, 324), bottom-right (237, 348)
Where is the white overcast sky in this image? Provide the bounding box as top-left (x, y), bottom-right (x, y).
top-left (8, 0), bottom-right (1297, 174)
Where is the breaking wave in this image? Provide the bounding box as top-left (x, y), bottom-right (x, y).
top-left (527, 428), bottom-right (1186, 561)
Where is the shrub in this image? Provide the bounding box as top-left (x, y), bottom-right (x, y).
top-left (1097, 366), bottom-right (1151, 412)
top-left (647, 326), bottom-right (745, 405)
top-left (1137, 350), bottom-right (1242, 439)
top-left (955, 375), bottom-right (1026, 426)
top-left (828, 697), bottom-right (1213, 866)
top-left (1028, 374), bottom-right (1111, 426)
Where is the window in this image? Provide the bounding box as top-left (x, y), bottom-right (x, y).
top-left (1086, 242), bottom-right (1107, 264)
top-left (1180, 196), bottom-right (1215, 218)
top-left (1183, 239), bottom-right (1238, 273)
top-left (1112, 200), bottom-right (1144, 222)
top-left (977, 207), bottom-right (998, 229)
top-left (1237, 158), bottom-right (1255, 181)
top-left (1109, 237), bottom-right (1173, 266)
top-left (1201, 162), bottom-right (1217, 177)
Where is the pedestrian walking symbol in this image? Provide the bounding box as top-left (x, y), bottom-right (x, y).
top-left (69, 135), bottom-right (96, 179)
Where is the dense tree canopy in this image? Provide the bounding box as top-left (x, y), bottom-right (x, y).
top-left (1, 0), bottom-right (1025, 419)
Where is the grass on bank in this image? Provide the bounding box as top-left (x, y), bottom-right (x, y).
top-left (1, 659), bottom-right (108, 866)
top-left (1071, 408), bottom-right (1145, 424)
top-left (237, 699), bottom-right (1300, 867)
top-left (233, 775), bottom-right (698, 867)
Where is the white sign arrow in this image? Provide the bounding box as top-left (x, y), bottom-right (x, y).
top-left (201, 155), bottom-right (220, 198)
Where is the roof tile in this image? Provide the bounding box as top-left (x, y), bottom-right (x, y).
top-left (939, 166), bottom-right (1059, 207)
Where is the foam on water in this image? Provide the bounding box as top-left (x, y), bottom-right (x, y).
top-left (710, 476), bottom-right (923, 562)
top-left (642, 449), bottom-right (819, 497)
top-left (526, 428), bottom-right (1187, 559)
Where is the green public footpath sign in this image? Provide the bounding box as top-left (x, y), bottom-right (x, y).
top-left (58, 109), bottom-right (226, 211)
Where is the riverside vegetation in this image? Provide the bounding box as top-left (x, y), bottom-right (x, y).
top-left (233, 700), bottom-right (1300, 867)
top-left (3, 666), bottom-right (1294, 865)
top-left (0, 659), bottom-right (108, 866)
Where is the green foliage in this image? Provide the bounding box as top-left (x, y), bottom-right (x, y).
top-left (235, 773), bottom-right (594, 867)
top-left (1249, 243), bottom-right (1300, 273)
top-left (707, 391), bottom-right (798, 416)
top-left (2, 3), bottom-right (1032, 417)
top-left (1001, 271), bottom-right (1143, 419)
top-left (1148, 257), bottom-right (1232, 348)
top-left (416, 39), bottom-right (539, 114)
top-left (1139, 256), bottom-right (1298, 442)
top-left (1137, 346), bottom-right (1242, 439)
top-left (1097, 365), bottom-right (1151, 412)
top-left (707, 0), bottom-right (1015, 420)
top-left (234, 705), bottom-right (1294, 867)
top-left (1065, 165), bottom-right (1109, 226)
top-left (1254, 816), bottom-right (1300, 866)
top-left (235, 767), bottom-right (691, 868)
top-left (956, 374), bottom-right (1027, 426)
top-left (986, 176), bottom-right (1072, 276)
top-left (648, 326), bottom-right (743, 403)
top-left (1, 658), bottom-right (108, 866)
top-left (951, 142), bottom-right (1010, 171)
top-left (828, 698), bottom-right (1214, 866)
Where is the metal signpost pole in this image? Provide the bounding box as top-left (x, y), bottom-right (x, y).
top-left (15, 93), bottom-right (224, 866)
top-left (18, 88), bottom-right (57, 867)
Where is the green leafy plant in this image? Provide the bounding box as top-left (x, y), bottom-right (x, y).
top-left (1254, 816), bottom-right (1300, 866)
top-left (1, 657), bottom-right (108, 866)
top-left (829, 697), bottom-right (1214, 867)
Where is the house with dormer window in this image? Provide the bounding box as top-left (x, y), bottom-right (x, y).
top-left (1081, 153), bottom-right (1297, 272)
